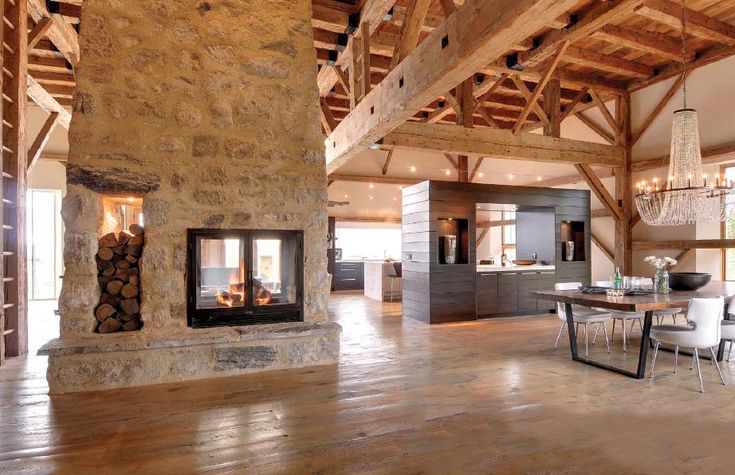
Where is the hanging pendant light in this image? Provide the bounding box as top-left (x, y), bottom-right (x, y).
top-left (635, 0), bottom-right (735, 226)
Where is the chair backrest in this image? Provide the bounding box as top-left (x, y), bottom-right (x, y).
top-left (685, 297), bottom-right (724, 347)
top-left (554, 282), bottom-right (582, 321)
top-left (595, 281), bottom-right (612, 287)
top-left (393, 261), bottom-right (402, 278)
top-left (727, 296), bottom-right (735, 318)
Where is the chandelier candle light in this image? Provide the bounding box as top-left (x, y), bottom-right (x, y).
top-left (635, 0), bottom-right (735, 226)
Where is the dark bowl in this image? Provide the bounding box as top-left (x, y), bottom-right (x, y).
top-left (668, 272), bottom-right (712, 291)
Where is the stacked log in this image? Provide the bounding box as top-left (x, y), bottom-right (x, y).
top-left (94, 224), bottom-right (144, 333)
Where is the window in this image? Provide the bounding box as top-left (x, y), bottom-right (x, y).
top-left (501, 211), bottom-right (516, 262)
top-left (335, 224), bottom-right (402, 260)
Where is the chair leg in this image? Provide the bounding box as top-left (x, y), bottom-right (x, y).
top-left (674, 345), bottom-right (679, 374)
top-left (602, 322), bottom-right (610, 353)
top-left (611, 319), bottom-right (616, 344)
top-left (694, 348), bottom-right (704, 393)
top-left (627, 319), bottom-right (635, 340)
top-left (554, 321), bottom-right (566, 349)
top-left (389, 278), bottom-right (394, 302)
top-left (650, 341), bottom-right (660, 379)
top-left (592, 324), bottom-right (600, 345)
top-left (728, 340), bottom-right (733, 362)
top-left (584, 323), bottom-right (589, 357)
top-left (622, 319), bottom-right (627, 352)
top-left (672, 314), bottom-right (677, 325)
top-left (709, 347), bottom-right (726, 385)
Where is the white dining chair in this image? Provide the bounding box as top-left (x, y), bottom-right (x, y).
top-left (721, 298), bottom-right (735, 361)
top-left (554, 282), bottom-right (611, 356)
top-left (649, 297), bottom-right (725, 393)
top-left (595, 280), bottom-right (643, 352)
top-left (645, 277), bottom-right (683, 325)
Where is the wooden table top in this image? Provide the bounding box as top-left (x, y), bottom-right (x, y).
top-left (533, 281), bottom-right (735, 312)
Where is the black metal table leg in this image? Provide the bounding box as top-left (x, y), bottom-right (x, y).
top-left (635, 311), bottom-right (654, 379)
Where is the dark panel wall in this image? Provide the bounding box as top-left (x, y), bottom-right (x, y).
top-left (516, 208), bottom-right (555, 263)
top-left (401, 181), bottom-right (591, 324)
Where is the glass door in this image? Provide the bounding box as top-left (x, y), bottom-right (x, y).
top-left (251, 232), bottom-right (300, 306)
top-left (195, 235), bottom-right (248, 309)
top-left (27, 189), bottom-right (62, 300)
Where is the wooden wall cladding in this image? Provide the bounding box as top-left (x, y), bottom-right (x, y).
top-left (402, 181), bottom-right (590, 324)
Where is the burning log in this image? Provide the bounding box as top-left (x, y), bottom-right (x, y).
top-left (94, 225), bottom-right (145, 333)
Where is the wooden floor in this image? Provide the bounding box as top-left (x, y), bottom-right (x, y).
top-left (2, 293), bottom-right (735, 474)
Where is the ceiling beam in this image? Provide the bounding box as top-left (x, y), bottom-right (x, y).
top-left (592, 24), bottom-right (690, 62)
top-left (591, 233), bottom-right (614, 262)
top-left (633, 140), bottom-right (735, 172)
top-left (28, 112), bottom-right (60, 172)
top-left (634, 0), bottom-right (735, 46)
top-left (574, 164), bottom-right (624, 221)
top-left (332, 215), bottom-right (402, 224)
top-left (27, 0), bottom-right (80, 66)
top-left (382, 122), bottom-right (624, 166)
top-left (564, 46), bottom-right (653, 79)
top-left (328, 174), bottom-right (420, 186)
top-left (633, 239), bottom-right (735, 250)
top-left (381, 149), bottom-right (394, 175)
top-left (325, 0), bottom-right (582, 173)
top-left (390, 0), bottom-right (432, 68)
top-left (519, 0), bottom-right (645, 69)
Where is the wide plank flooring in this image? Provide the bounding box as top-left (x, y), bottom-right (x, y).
top-left (2, 292), bottom-right (735, 474)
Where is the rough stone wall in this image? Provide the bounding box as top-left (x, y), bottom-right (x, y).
top-left (59, 0), bottom-right (328, 336)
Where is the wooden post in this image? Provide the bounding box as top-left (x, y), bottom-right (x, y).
top-left (543, 78), bottom-right (561, 137)
top-left (3, 0), bottom-right (29, 357)
top-left (614, 92), bottom-right (632, 273)
top-left (456, 77), bottom-right (474, 183)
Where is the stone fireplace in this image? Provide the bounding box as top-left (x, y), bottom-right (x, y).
top-left (39, 0), bottom-right (340, 393)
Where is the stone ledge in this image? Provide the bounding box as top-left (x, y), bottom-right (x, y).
top-left (39, 321), bottom-right (341, 356)
top-left (43, 323), bottom-right (341, 394)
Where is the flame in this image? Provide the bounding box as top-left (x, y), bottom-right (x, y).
top-left (215, 270), bottom-right (246, 307)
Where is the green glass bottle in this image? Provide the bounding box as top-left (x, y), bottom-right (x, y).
top-left (613, 267), bottom-right (623, 289)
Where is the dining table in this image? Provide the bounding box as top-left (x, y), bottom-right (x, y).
top-left (532, 281), bottom-right (735, 379)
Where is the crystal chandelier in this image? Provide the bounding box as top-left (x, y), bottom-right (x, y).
top-left (634, 0), bottom-right (735, 226)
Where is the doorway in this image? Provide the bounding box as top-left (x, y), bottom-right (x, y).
top-left (27, 189), bottom-right (63, 301)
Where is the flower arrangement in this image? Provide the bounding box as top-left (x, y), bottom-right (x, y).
top-left (644, 256), bottom-right (678, 293)
top-left (644, 256), bottom-right (678, 270)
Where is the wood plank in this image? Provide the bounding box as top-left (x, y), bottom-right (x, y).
top-left (382, 122), bottom-right (624, 166)
top-left (325, 0), bottom-right (582, 173)
top-left (633, 239), bottom-right (735, 250)
top-left (319, 97), bottom-right (336, 134)
top-left (329, 174), bottom-right (421, 186)
top-left (27, 17), bottom-right (53, 50)
top-left (574, 164), bottom-right (624, 221)
top-left (469, 157), bottom-right (484, 182)
top-left (635, 0), bottom-right (735, 46)
top-left (27, 112), bottom-right (60, 171)
top-left (589, 89), bottom-right (621, 137)
top-left (509, 75), bottom-right (549, 126)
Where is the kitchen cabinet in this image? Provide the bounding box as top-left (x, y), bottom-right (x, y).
top-left (333, 261), bottom-right (364, 290)
top-left (476, 270), bottom-right (556, 316)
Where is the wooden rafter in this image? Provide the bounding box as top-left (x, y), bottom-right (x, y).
top-left (476, 227), bottom-right (490, 246)
top-left (589, 89), bottom-right (621, 137)
top-left (592, 24), bottom-right (691, 62)
top-left (27, 112), bottom-right (60, 172)
top-left (27, 0), bottom-right (80, 67)
top-left (631, 73), bottom-right (685, 145)
top-left (27, 17), bottom-right (53, 50)
top-left (382, 122), bottom-right (625, 166)
top-left (27, 76), bottom-right (71, 129)
top-left (325, 0), bottom-right (582, 173)
top-left (675, 248), bottom-right (693, 263)
top-left (469, 157), bottom-right (485, 182)
top-left (575, 111), bottom-right (615, 145)
top-left (390, 0), bottom-right (432, 69)
top-left (531, 168), bottom-right (615, 188)
top-left (381, 149), bottom-right (394, 175)
top-left (509, 75), bottom-right (549, 127)
top-left (564, 45), bottom-right (654, 79)
top-left (328, 174), bottom-right (420, 186)
top-left (591, 233), bottom-right (614, 262)
top-left (319, 97), bottom-right (337, 133)
top-left (513, 41), bottom-right (569, 135)
top-left (574, 164), bottom-right (624, 222)
top-left (559, 87), bottom-right (589, 122)
top-left (444, 153), bottom-right (458, 171)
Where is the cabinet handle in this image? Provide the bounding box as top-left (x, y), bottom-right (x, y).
top-left (479, 273), bottom-right (498, 277)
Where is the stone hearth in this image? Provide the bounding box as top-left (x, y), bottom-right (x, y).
top-left (40, 0), bottom-right (339, 393)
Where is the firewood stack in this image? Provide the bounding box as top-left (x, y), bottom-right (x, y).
top-left (94, 224), bottom-right (144, 333)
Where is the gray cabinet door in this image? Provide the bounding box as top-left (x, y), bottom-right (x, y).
top-left (333, 262), bottom-right (364, 290)
top-left (536, 273), bottom-right (556, 312)
top-left (476, 273), bottom-right (498, 315)
top-left (517, 273), bottom-right (538, 312)
top-left (497, 273), bottom-right (518, 313)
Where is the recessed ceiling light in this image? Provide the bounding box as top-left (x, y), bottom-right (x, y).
top-left (344, 194), bottom-right (348, 198)
top-left (369, 183), bottom-right (374, 189)
top-left (369, 195), bottom-right (374, 200)
top-left (444, 169), bottom-right (451, 176)
top-left (393, 197), bottom-right (397, 202)
top-left (410, 166), bottom-right (416, 172)
top-left (508, 174), bottom-right (514, 180)
top-left (536, 176), bottom-right (543, 182)
top-left (477, 172), bottom-right (484, 178)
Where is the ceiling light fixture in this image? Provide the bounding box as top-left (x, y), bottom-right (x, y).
top-left (635, 0), bottom-right (735, 225)
top-left (410, 166), bottom-right (416, 172)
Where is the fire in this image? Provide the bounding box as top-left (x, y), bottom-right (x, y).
top-left (214, 261), bottom-right (273, 307)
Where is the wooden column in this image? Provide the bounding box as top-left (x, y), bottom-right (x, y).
top-left (614, 92), bottom-right (632, 273)
top-left (456, 78), bottom-right (473, 183)
top-left (2, 0), bottom-right (29, 358)
top-left (543, 79), bottom-right (561, 137)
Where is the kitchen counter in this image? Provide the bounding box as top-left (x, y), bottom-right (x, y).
top-left (476, 265), bottom-right (555, 273)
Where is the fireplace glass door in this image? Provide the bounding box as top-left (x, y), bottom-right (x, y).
top-left (188, 229), bottom-right (303, 327)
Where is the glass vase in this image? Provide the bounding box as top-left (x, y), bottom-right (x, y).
top-left (654, 269), bottom-right (670, 294)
